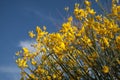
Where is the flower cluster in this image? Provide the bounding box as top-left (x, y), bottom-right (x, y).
top-left (16, 0), bottom-right (120, 80)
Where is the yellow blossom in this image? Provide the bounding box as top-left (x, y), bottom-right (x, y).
top-left (75, 3), bottom-right (80, 8)
top-left (116, 58), bottom-right (120, 64)
top-left (29, 31), bottom-right (35, 38)
top-left (41, 47), bottom-right (46, 53)
top-left (79, 9), bottom-right (87, 18)
top-left (43, 26), bottom-right (46, 31)
top-left (74, 8), bottom-right (79, 15)
top-left (68, 16), bottom-right (73, 22)
top-left (22, 47), bottom-right (29, 53)
top-left (112, 4), bottom-right (118, 16)
top-left (89, 9), bottom-right (96, 15)
top-left (53, 46), bottom-right (61, 53)
top-left (29, 74), bottom-right (38, 80)
top-left (81, 35), bottom-right (92, 46)
top-left (62, 22), bottom-right (71, 29)
top-left (103, 37), bottom-right (110, 47)
top-left (117, 6), bottom-right (120, 12)
top-left (36, 26), bottom-right (42, 33)
top-left (96, 15), bottom-right (102, 21)
top-left (102, 65), bottom-right (109, 73)
top-left (88, 52), bottom-right (99, 61)
top-left (22, 47), bottom-right (30, 58)
top-left (52, 74), bottom-right (57, 79)
top-left (30, 74), bottom-right (35, 79)
top-left (31, 59), bottom-right (37, 66)
top-left (59, 42), bottom-right (66, 50)
top-left (16, 58), bottom-right (28, 68)
top-left (116, 36), bottom-right (120, 43)
top-left (47, 76), bottom-right (51, 80)
top-left (85, 0), bottom-right (91, 6)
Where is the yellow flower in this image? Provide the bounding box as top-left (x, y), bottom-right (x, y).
top-left (81, 35), bottom-right (92, 46)
top-left (116, 58), bottom-right (120, 64)
top-left (31, 59), bottom-right (37, 66)
top-left (36, 26), bottom-right (42, 33)
top-left (29, 31), bottom-right (35, 38)
top-left (79, 9), bottom-right (87, 18)
top-left (96, 15), bottom-right (102, 21)
top-left (22, 47), bottom-right (30, 58)
top-left (62, 22), bottom-right (71, 29)
top-left (116, 36), bottom-right (120, 43)
top-left (22, 47), bottom-right (29, 53)
top-left (102, 65), bottom-right (109, 73)
top-left (43, 26), bottom-right (46, 31)
top-left (88, 52), bottom-right (99, 61)
top-left (47, 76), bottom-right (51, 80)
top-left (56, 33), bottom-right (61, 39)
top-left (92, 52), bottom-right (99, 59)
top-left (85, 0), bottom-right (91, 6)
top-left (117, 6), bottom-right (120, 13)
top-left (89, 9), bottom-right (96, 15)
top-left (41, 47), bottom-right (46, 53)
top-left (112, 4), bottom-right (118, 15)
top-left (74, 8), bottom-right (79, 15)
top-left (53, 46), bottom-right (61, 53)
top-left (53, 74), bottom-right (57, 79)
top-left (75, 3), bottom-right (80, 8)
top-left (29, 74), bottom-right (38, 80)
top-left (29, 74), bottom-right (35, 79)
top-left (103, 37), bottom-right (110, 47)
top-left (74, 4), bottom-right (88, 20)
top-left (68, 16), bottom-right (73, 22)
top-left (59, 42), bottom-right (66, 50)
top-left (16, 58), bottom-right (28, 68)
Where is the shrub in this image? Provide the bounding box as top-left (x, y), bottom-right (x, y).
top-left (16, 0), bottom-right (120, 80)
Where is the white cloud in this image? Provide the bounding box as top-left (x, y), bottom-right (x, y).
top-left (19, 40), bottom-right (36, 52)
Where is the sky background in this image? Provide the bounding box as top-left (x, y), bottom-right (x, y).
top-left (0, 0), bottom-right (78, 80)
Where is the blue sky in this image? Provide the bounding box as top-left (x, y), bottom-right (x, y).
top-left (0, 0), bottom-right (78, 79)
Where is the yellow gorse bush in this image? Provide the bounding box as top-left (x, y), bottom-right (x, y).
top-left (16, 0), bottom-right (120, 80)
